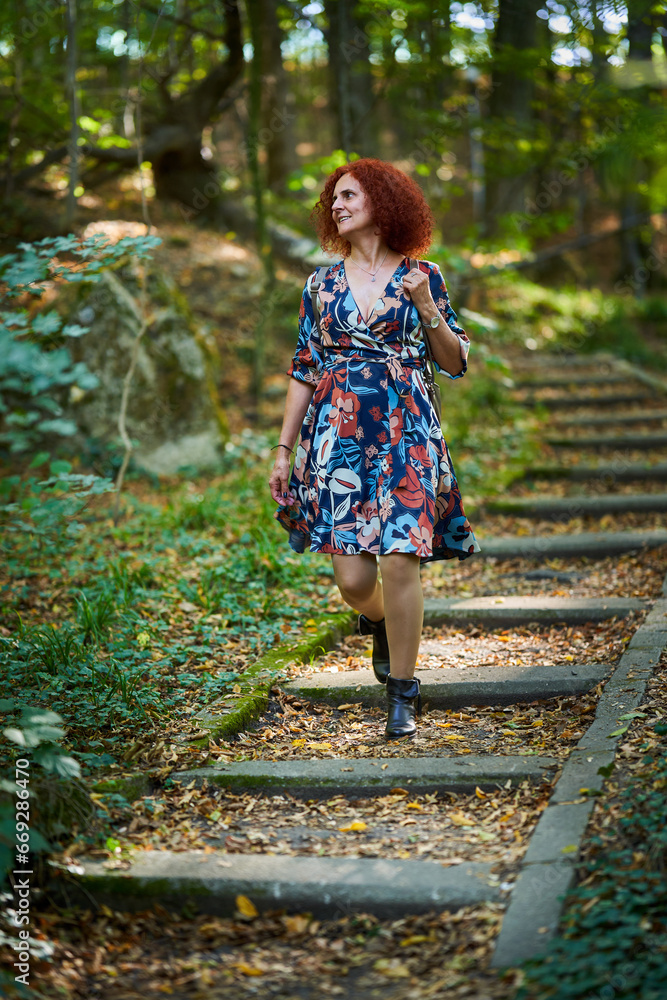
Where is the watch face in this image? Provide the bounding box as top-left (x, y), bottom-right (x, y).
top-left (431, 316), bottom-right (440, 327)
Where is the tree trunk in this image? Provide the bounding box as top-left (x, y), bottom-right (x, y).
top-left (325, 0), bottom-right (376, 156)
top-left (4, 1), bottom-right (24, 204)
top-left (258, 0), bottom-right (295, 192)
top-left (617, 0), bottom-right (657, 290)
top-left (152, 1), bottom-right (242, 212)
top-left (246, 0), bottom-right (276, 409)
top-left (65, 0), bottom-right (80, 230)
top-left (427, 1), bottom-right (451, 106)
top-left (484, 0), bottom-right (542, 230)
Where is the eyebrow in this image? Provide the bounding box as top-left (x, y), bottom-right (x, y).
top-left (335, 187), bottom-right (357, 196)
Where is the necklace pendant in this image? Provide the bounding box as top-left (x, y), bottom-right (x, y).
top-left (371, 276), bottom-right (375, 282)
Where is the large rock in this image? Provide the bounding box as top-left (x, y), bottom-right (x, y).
top-left (69, 265), bottom-right (227, 475)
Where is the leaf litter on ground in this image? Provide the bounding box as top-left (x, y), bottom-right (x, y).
top-left (0, 898), bottom-right (522, 1000)
top-left (421, 546), bottom-right (667, 601)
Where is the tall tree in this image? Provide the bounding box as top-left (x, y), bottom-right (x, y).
top-left (259, 1), bottom-right (295, 191)
top-left (617, 0), bottom-right (660, 287)
top-left (484, 0), bottom-right (543, 231)
top-left (65, 0), bottom-right (80, 230)
top-left (246, 0), bottom-right (276, 406)
top-left (324, 0), bottom-right (376, 156)
top-left (1, 0), bottom-right (244, 217)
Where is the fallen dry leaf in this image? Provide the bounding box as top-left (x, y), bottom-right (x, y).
top-left (235, 895), bottom-right (258, 920)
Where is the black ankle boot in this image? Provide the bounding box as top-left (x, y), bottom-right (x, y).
top-left (358, 614), bottom-right (390, 684)
top-left (385, 676), bottom-right (421, 740)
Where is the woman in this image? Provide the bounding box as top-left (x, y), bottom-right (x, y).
top-left (269, 158), bottom-right (479, 740)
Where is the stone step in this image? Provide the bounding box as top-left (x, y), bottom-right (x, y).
top-left (422, 595), bottom-right (644, 627)
top-left (510, 351), bottom-right (616, 371)
top-left (521, 461), bottom-right (667, 482)
top-left (514, 373), bottom-right (628, 389)
top-left (552, 409), bottom-right (667, 427)
top-left (612, 360), bottom-right (667, 399)
top-left (517, 392), bottom-right (655, 409)
top-left (171, 754), bottom-right (559, 798)
top-left (546, 431), bottom-right (667, 450)
top-left (485, 493), bottom-right (667, 517)
top-left (478, 530), bottom-right (667, 560)
top-left (60, 853), bottom-right (502, 919)
top-left (284, 662), bottom-right (611, 709)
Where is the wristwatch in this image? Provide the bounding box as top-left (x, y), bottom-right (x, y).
top-left (428, 314), bottom-right (441, 329)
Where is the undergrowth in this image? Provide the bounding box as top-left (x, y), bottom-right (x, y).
top-left (517, 722), bottom-right (667, 1000)
top-left (0, 429), bottom-right (334, 748)
top-left (476, 273), bottom-right (667, 370)
top-left (441, 341), bottom-right (540, 502)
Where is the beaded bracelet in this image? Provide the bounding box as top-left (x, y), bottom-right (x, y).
top-left (271, 444), bottom-right (294, 454)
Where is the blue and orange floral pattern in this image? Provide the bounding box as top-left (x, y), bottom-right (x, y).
top-left (275, 257), bottom-right (480, 563)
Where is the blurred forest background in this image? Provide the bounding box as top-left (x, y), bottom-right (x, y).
top-left (1, 0), bottom-right (666, 482)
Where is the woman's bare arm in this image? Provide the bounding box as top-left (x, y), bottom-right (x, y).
top-left (269, 378), bottom-right (316, 503)
top-left (418, 313), bottom-right (465, 375)
top-left (402, 267), bottom-right (465, 376)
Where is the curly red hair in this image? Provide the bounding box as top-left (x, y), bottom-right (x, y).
top-left (310, 158), bottom-right (434, 259)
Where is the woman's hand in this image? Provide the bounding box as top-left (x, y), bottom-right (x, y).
top-left (402, 266), bottom-right (436, 316)
top-left (269, 452), bottom-right (295, 505)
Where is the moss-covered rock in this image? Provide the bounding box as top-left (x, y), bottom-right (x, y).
top-left (91, 773), bottom-right (153, 801)
top-left (67, 263), bottom-right (228, 474)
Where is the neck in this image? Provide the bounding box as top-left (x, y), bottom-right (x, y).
top-left (347, 235), bottom-right (389, 270)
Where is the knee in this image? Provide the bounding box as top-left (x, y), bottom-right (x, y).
top-left (336, 575), bottom-right (377, 607)
top-left (333, 564), bottom-right (377, 607)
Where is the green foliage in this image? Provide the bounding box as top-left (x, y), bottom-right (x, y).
top-left (0, 462), bottom-right (115, 557)
top-left (0, 614), bottom-right (158, 727)
top-left (0, 234), bottom-right (160, 553)
top-left (517, 734), bottom-right (667, 999)
top-left (0, 236), bottom-right (159, 454)
top-left (637, 296), bottom-right (667, 327)
top-left (480, 273), bottom-right (667, 369)
top-left (286, 149), bottom-right (359, 196)
top-left (0, 704), bottom-right (85, 888)
top-left (75, 589), bottom-right (118, 645)
top-left (441, 343), bottom-right (540, 499)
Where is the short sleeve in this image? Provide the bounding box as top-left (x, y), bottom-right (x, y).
top-left (427, 263), bottom-right (470, 380)
top-left (286, 272), bottom-right (321, 384)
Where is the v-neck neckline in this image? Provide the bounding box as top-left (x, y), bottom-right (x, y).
top-left (342, 256), bottom-right (408, 329)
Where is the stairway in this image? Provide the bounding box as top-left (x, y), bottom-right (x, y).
top-left (68, 351), bottom-right (667, 978)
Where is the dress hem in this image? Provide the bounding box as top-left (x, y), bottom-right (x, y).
top-left (283, 524), bottom-right (480, 563)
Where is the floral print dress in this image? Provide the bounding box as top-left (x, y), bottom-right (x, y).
top-left (275, 257), bottom-right (480, 564)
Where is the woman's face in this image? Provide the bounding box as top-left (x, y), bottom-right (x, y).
top-left (331, 173), bottom-right (375, 240)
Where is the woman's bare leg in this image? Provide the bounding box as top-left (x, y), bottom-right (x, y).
top-left (331, 553), bottom-right (384, 622)
top-left (377, 553), bottom-right (423, 679)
